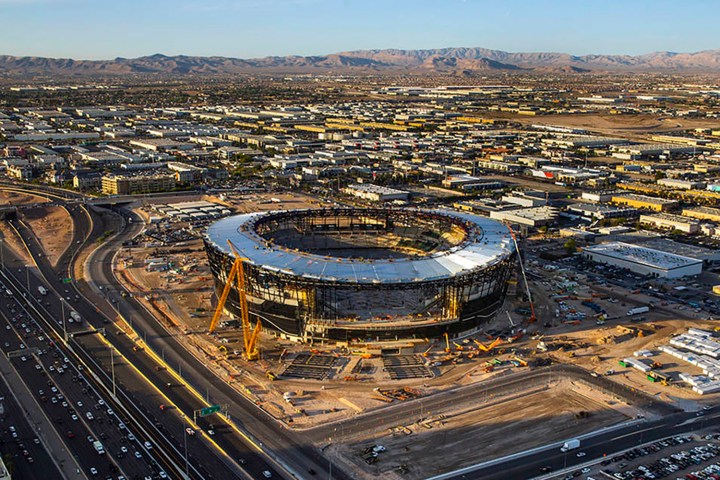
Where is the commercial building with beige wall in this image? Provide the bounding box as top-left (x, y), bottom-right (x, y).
top-left (101, 174), bottom-right (176, 195)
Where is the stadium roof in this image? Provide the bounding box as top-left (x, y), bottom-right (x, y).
top-left (205, 209), bottom-right (515, 284)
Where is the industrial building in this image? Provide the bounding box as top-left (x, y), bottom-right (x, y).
top-left (639, 213), bottom-right (700, 234)
top-left (582, 242), bottom-right (703, 279)
top-left (682, 206), bottom-right (720, 223)
top-left (657, 178), bottom-right (706, 190)
top-left (489, 206), bottom-right (557, 227)
top-left (567, 203), bottom-right (638, 220)
top-left (502, 193), bottom-right (547, 208)
top-left (204, 208), bottom-right (516, 343)
top-left (581, 191), bottom-right (618, 203)
top-left (344, 183), bottom-right (409, 202)
top-left (611, 193), bottom-right (677, 212)
top-left (153, 200), bottom-right (232, 222)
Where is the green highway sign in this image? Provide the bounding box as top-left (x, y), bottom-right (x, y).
top-left (199, 405), bottom-right (221, 417)
top-left (62, 277), bottom-right (73, 284)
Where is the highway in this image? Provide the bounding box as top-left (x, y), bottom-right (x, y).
top-left (0, 344), bottom-right (63, 480)
top-left (0, 216), bottom-right (243, 479)
top-left (0, 272), bottom-right (157, 479)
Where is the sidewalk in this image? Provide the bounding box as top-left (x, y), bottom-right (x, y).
top-left (0, 352), bottom-right (88, 480)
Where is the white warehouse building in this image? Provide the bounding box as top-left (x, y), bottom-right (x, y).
top-left (582, 242), bottom-right (703, 279)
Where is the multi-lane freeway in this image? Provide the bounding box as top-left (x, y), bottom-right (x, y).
top-left (0, 186), bottom-right (322, 480)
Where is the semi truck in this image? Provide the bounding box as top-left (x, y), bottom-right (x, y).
top-left (37, 286), bottom-right (47, 296)
top-left (627, 306), bottom-right (650, 316)
top-left (560, 438), bottom-right (580, 452)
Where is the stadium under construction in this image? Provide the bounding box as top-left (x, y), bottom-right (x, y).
top-left (203, 207), bottom-right (517, 344)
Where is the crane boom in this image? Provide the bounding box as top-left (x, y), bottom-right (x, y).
top-left (504, 223), bottom-right (536, 322)
top-left (208, 241), bottom-right (261, 360)
top-left (208, 259), bottom-right (239, 333)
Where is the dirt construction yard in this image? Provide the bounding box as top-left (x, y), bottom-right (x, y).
top-left (333, 380), bottom-right (631, 480)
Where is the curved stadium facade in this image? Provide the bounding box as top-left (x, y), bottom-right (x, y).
top-left (203, 208), bottom-right (516, 344)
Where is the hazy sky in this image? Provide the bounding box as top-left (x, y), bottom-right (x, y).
top-left (1, 0), bottom-right (717, 59)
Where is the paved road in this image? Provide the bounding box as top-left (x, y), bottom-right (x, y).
top-left (0, 275), bottom-right (156, 480)
top-left (438, 410), bottom-right (720, 479)
top-left (3, 215), bottom-right (242, 479)
top-left (0, 350), bottom-right (67, 480)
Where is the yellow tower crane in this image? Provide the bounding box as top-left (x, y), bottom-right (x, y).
top-left (208, 240), bottom-right (261, 361)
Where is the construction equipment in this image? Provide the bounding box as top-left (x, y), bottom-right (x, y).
top-left (422, 343), bottom-right (435, 357)
top-left (646, 372), bottom-right (669, 386)
top-left (504, 223), bottom-right (536, 322)
top-left (513, 356), bottom-right (528, 367)
top-left (453, 342), bottom-right (465, 351)
top-left (208, 240), bottom-right (261, 361)
top-left (474, 337), bottom-right (502, 352)
top-left (444, 332), bottom-right (451, 353)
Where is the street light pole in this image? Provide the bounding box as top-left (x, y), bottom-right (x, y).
top-left (61, 300), bottom-right (68, 342)
top-left (25, 265), bottom-right (30, 293)
top-left (110, 346), bottom-right (116, 398)
top-left (183, 421), bottom-right (189, 476)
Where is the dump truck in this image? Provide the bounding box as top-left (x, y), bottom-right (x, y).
top-left (560, 438), bottom-right (580, 452)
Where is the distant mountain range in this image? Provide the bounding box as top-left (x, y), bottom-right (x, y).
top-left (3, 47), bottom-right (720, 76)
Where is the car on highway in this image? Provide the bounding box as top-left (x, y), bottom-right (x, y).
top-left (90, 467), bottom-right (97, 475)
top-left (144, 441), bottom-right (152, 450)
top-left (262, 471), bottom-right (272, 478)
top-left (185, 428), bottom-right (195, 436)
top-left (134, 451), bottom-right (142, 459)
top-left (576, 451), bottom-right (586, 457)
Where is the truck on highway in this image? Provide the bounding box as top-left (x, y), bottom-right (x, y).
top-left (37, 286), bottom-right (47, 296)
top-left (69, 311), bottom-right (82, 323)
top-left (560, 438), bottom-right (580, 452)
top-left (93, 440), bottom-right (104, 454)
top-left (627, 306), bottom-right (650, 316)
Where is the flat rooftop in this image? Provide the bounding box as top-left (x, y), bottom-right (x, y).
top-left (583, 241), bottom-right (701, 270)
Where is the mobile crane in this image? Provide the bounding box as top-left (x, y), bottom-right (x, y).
top-left (208, 240), bottom-right (261, 361)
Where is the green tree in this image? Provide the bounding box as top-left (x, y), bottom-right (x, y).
top-left (564, 237), bottom-right (577, 254)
